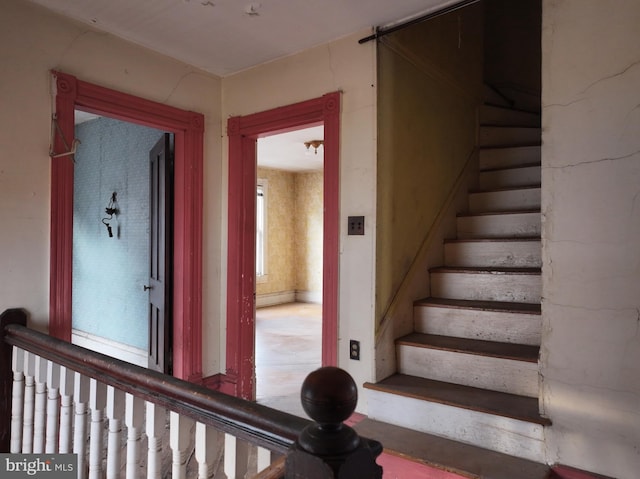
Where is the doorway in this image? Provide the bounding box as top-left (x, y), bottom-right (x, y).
top-left (225, 92), bottom-right (341, 399)
top-left (254, 126), bottom-right (324, 415)
top-left (71, 114), bottom-right (173, 372)
top-left (49, 71), bottom-right (204, 381)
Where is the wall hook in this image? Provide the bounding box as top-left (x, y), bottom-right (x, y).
top-left (102, 192), bottom-right (119, 238)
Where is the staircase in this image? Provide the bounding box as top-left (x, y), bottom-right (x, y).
top-left (364, 95), bottom-right (549, 467)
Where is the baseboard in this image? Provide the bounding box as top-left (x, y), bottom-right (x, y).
top-left (256, 290), bottom-right (296, 308)
top-left (295, 290), bottom-right (321, 304)
top-left (256, 290), bottom-right (321, 307)
top-left (72, 329), bottom-right (148, 367)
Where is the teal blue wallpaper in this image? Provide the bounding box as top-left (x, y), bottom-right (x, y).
top-left (73, 116), bottom-right (164, 350)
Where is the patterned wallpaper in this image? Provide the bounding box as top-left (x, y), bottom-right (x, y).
top-left (73, 116), bottom-right (165, 349)
top-left (256, 167), bottom-right (323, 299)
top-left (295, 171), bottom-right (323, 293)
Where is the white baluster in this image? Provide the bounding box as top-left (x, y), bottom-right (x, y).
top-left (125, 393), bottom-right (144, 479)
top-left (33, 355), bottom-right (48, 453)
top-left (10, 347), bottom-right (25, 453)
top-left (224, 433), bottom-right (249, 479)
top-left (74, 372), bottom-right (90, 479)
top-left (89, 379), bottom-right (107, 479)
top-left (257, 447), bottom-right (272, 473)
top-left (58, 367), bottom-right (75, 454)
top-left (106, 386), bottom-right (125, 479)
top-left (195, 422), bottom-right (219, 479)
top-left (170, 411), bottom-right (195, 479)
top-left (22, 351), bottom-right (36, 453)
top-left (45, 361), bottom-right (61, 453)
top-left (145, 402), bottom-right (165, 479)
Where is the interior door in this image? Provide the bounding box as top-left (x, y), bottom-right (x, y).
top-left (148, 133), bottom-right (174, 373)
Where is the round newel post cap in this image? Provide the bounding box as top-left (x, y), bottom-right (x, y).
top-left (298, 367), bottom-right (360, 456)
top-left (300, 366), bottom-right (358, 424)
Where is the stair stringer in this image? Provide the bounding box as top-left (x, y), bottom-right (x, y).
top-left (374, 148), bottom-right (479, 382)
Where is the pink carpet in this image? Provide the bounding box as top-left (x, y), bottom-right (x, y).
top-left (346, 413), bottom-right (466, 479)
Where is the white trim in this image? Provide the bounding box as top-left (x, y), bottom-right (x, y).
top-left (72, 329), bottom-right (148, 368)
top-left (255, 290), bottom-right (322, 307)
top-left (295, 290), bottom-right (322, 304)
top-left (255, 290), bottom-right (296, 308)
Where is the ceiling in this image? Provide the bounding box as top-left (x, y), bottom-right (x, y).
top-left (35, 0), bottom-right (455, 170)
top-left (29, 0), bottom-right (455, 77)
top-left (258, 126), bottom-right (324, 172)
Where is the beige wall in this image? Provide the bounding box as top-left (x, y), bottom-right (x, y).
top-left (222, 32), bottom-right (378, 400)
top-left (541, 1), bottom-right (640, 477)
top-left (0, 0), bottom-right (223, 375)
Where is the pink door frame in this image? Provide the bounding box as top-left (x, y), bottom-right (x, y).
top-left (224, 92), bottom-right (341, 399)
top-left (48, 71), bottom-right (204, 382)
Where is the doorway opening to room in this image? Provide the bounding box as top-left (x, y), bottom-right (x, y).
top-left (254, 126), bottom-right (324, 416)
top-left (49, 71), bottom-right (205, 382)
top-left (71, 111), bottom-right (173, 373)
top-left (225, 92), bottom-right (340, 401)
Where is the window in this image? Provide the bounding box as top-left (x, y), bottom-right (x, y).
top-left (256, 179), bottom-right (267, 279)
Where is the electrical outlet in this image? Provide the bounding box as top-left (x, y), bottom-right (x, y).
top-left (348, 216), bottom-right (365, 235)
top-left (350, 340), bottom-right (360, 360)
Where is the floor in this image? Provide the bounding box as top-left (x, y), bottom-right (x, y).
top-left (254, 302), bottom-right (468, 479)
top-left (255, 302), bottom-right (322, 418)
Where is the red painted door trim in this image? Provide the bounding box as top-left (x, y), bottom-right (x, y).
top-left (225, 92), bottom-right (341, 399)
top-left (49, 71), bottom-right (204, 382)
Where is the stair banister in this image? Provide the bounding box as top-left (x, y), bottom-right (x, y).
top-left (1, 308), bottom-right (383, 478)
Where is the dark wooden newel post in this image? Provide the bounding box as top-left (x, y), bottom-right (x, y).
top-left (0, 308), bottom-right (27, 452)
top-left (286, 367), bottom-right (383, 479)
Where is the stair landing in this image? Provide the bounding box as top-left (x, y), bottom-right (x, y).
top-left (353, 417), bottom-right (550, 479)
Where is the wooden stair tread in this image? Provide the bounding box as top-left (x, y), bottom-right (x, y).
top-left (478, 162), bottom-right (541, 173)
top-left (444, 237), bottom-right (540, 244)
top-left (398, 333), bottom-right (539, 362)
top-left (415, 298), bottom-right (541, 315)
top-left (481, 102), bottom-right (541, 116)
top-left (364, 374), bottom-right (551, 426)
top-left (457, 209), bottom-right (540, 218)
top-left (430, 266), bottom-right (541, 275)
top-left (353, 418), bottom-right (550, 479)
top-left (469, 184), bottom-right (541, 193)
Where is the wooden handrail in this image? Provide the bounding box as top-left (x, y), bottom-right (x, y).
top-left (1, 308), bottom-right (383, 478)
top-left (0, 308), bottom-right (308, 454)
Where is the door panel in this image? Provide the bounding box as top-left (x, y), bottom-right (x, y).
top-left (148, 133), bottom-right (174, 373)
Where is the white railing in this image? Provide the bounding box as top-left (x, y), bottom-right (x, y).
top-left (0, 308), bottom-right (382, 479)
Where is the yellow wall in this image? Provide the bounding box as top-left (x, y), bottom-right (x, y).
top-left (256, 168), bottom-right (296, 296)
top-left (375, 4), bottom-right (483, 328)
top-left (294, 171), bottom-right (324, 295)
top-left (256, 168), bottom-right (323, 301)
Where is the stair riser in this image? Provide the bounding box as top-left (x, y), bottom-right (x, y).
top-left (480, 105), bottom-right (540, 127)
top-left (479, 146), bottom-right (541, 170)
top-left (444, 241), bottom-right (542, 268)
top-left (366, 389), bottom-right (546, 462)
top-left (457, 213), bottom-right (541, 238)
top-left (430, 272), bottom-right (541, 304)
top-left (479, 166), bottom-right (541, 190)
top-left (479, 127), bottom-right (541, 147)
top-left (469, 188), bottom-right (541, 213)
top-left (414, 305), bottom-right (541, 345)
top-left (398, 346), bottom-right (539, 397)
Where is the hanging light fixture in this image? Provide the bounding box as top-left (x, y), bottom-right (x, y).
top-left (304, 140), bottom-right (324, 155)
